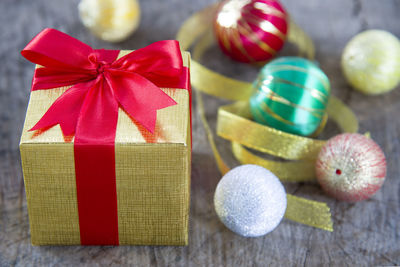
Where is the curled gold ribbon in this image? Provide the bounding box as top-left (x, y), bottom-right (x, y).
top-left (231, 142), bottom-right (316, 182)
top-left (194, 85), bottom-right (333, 231)
top-left (218, 97), bottom-right (358, 162)
top-left (218, 101), bottom-right (326, 161)
top-left (286, 194), bottom-right (332, 231)
top-left (176, 3), bottom-right (362, 232)
top-left (286, 19), bottom-right (315, 60)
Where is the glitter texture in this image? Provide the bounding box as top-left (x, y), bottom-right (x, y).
top-left (341, 30), bottom-right (400, 95)
top-left (316, 133), bottom-right (386, 202)
top-left (214, 164), bottom-right (286, 237)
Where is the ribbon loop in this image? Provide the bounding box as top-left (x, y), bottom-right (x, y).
top-left (22, 28), bottom-right (95, 71)
top-left (113, 40), bottom-right (183, 76)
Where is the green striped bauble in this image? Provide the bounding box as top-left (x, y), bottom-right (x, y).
top-left (250, 57), bottom-right (331, 136)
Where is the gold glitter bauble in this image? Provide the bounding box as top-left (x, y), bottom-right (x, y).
top-left (79, 0), bottom-right (140, 42)
top-left (341, 30), bottom-right (400, 95)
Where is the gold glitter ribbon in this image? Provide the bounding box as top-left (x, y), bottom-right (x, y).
top-left (218, 97), bottom-right (358, 162)
top-left (195, 88), bottom-right (333, 231)
top-left (286, 195), bottom-right (332, 231)
top-left (175, 3), bottom-right (361, 231)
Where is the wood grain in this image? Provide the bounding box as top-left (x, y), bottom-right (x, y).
top-left (0, 0), bottom-right (399, 265)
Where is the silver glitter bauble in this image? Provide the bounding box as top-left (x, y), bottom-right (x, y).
top-left (214, 164), bottom-right (287, 237)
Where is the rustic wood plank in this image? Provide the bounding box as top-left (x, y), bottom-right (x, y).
top-left (0, 0), bottom-right (399, 265)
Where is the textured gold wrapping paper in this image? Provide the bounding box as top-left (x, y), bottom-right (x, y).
top-left (20, 51), bottom-right (191, 246)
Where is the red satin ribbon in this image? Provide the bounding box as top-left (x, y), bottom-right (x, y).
top-left (22, 28), bottom-right (190, 245)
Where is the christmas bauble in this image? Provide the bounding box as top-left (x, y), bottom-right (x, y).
top-left (214, 0), bottom-right (288, 63)
top-left (79, 0), bottom-right (140, 42)
top-left (250, 57), bottom-right (330, 136)
top-left (341, 30), bottom-right (400, 95)
top-left (214, 164), bottom-right (286, 237)
top-left (316, 133), bottom-right (386, 202)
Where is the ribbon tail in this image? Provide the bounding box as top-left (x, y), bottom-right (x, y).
top-left (285, 194), bottom-right (333, 231)
top-left (107, 70), bottom-right (176, 133)
top-left (29, 81), bottom-right (93, 136)
top-left (74, 76), bottom-right (120, 245)
top-left (74, 76), bottom-right (119, 143)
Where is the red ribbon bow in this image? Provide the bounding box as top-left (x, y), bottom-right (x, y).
top-left (22, 28), bottom-right (189, 137)
top-left (22, 28), bottom-right (190, 245)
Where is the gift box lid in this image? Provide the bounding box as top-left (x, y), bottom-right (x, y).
top-left (20, 51), bottom-right (191, 146)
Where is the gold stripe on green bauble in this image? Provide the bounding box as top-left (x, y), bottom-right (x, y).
top-left (250, 57), bottom-right (331, 137)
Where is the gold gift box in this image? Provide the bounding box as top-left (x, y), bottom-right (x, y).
top-left (20, 51), bottom-right (191, 246)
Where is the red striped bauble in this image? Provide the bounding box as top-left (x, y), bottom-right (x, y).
top-left (214, 0), bottom-right (288, 63)
top-left (316, 133), bottom-right (386, 202)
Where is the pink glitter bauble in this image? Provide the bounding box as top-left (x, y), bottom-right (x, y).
top-left (316, 133), bottom-right (386, 202)
top-left (214, 0), bottom-right (288, 63)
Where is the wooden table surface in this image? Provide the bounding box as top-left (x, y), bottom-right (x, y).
top-left (1, 0), bottom-right (399, 266)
